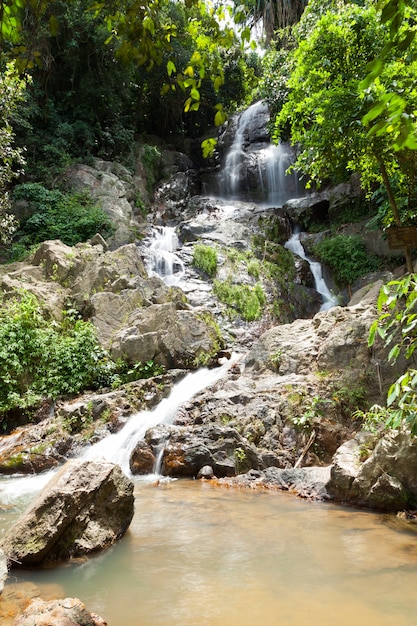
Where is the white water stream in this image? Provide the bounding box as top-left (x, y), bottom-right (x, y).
top-left (146, 225), bottom-right (185, 286)
top-left (219, 100), bottom-right (302, 206)
top-left (285, 230), bottom-right (339, 311)
top-left (221, 102), bottom-right (266, 198)
top-left (0, 355), bottom-right (241, 504)
top-left (81, 354), bottom-right (241, 474)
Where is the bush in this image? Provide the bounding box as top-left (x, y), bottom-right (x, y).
top-left (193, 244), bottom-right (218, 277)
top-left (213, 280), bottom-right (266, 321)
top-left (0, 293), bottom-right (166, 423)
top-left (313, 234), bottom-right (380, 286)
top-left (0, 294), bottom-right (111, 416)
top-left (9, 183), bottom-right (114, 259)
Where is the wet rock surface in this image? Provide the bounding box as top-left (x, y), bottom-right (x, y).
top-left (327, 431), bottom-right (417, 512)
top-left (13, 597), bottom-right (107, 626)
top-left (1, 459), bottom-right (134, 567)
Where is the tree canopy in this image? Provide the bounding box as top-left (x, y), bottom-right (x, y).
top-left (272, 0), bottom-right (417, 269)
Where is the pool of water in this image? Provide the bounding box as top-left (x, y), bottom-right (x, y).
top-left (2, 478), bottom-right (417, 625)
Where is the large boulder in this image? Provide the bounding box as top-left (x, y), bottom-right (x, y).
top-left (109, 301), bottom-right (223, 368)
top-left (13, 597), bottom-right (106, 626)
top-left (328, 431), bottom-right (417, 512)
top-left (142, 423), bottom-right (260, 478)
top-left (64, 159), bottom-right (140, 249)
top-left (326, 438), bottom-right (361, 501)
top-left (1, 460), bottom-right (134, 567)
top-left (244, 301), bottom-right (405, 395)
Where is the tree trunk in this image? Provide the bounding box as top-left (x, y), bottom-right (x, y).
top-left (378, 156), bottom-right (414, 273)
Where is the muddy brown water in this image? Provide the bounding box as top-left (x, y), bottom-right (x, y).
top-left (2, 478), bottom-right (417, 625)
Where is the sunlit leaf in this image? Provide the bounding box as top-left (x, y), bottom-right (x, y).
top-left (166, 60), bottom-right (176, 76)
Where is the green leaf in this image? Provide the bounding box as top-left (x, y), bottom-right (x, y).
top-left (368, 320), bottom-right (378, 347)
top-left (214, 110), bottom-right (226, 126)
top-left (167, 60), bottom-right (176, 76)
top-left (359, 60), bottom-right (384, 89)
top-left (190, 87), bottom-right (200, 101)
top-left (388, 344), bottom-right (400, 363)
top-left (201, 138), bottom-right (217, 158)
top-left (49, 14), bottom-right (59, 36)
top-left (362, 100), bottom-right (388, 125)
top-left (143, 16), bottom-right (155, 35)
top-left (213, 75), bottom-right (223, 91)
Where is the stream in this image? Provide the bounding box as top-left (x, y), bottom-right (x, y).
top-left (0, 101), bottom-right (415, 625)
top-left (2, 481), bottom-right (417, 625)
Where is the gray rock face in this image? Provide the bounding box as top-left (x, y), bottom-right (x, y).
top-left (142, 423), bottom-right (260, 478)
top-left (1, 239), bottom-right (221, 371)
top-left (65, 159), bottom-right (141, 249)
top-left (327, 431), bottom-right (417, 512)
top-left (13, 597), bottom-right (107, 626)
top-left (110, 301), bottom-right (222, 368)
top-left (2, 460), bottom-right (134, 566)
top-left (326, 439), bottom-right (361, 501)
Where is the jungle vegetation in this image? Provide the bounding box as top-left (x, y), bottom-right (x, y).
top-left (0, 0), bottom-right (416, 430)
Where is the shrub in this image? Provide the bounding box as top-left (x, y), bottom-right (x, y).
top-left (9, 183), bottom-right (114, 259)
top-left (313, 234), bottom-right (380, 287)
top-left (0, 294), bottom-right (110, 416)
top-left (213, 280), bottom-right (266, 321)
top-left (141, 144), bottom-right (161, 193)
top-left (193, 243), bottom-right (218, 277)
top-left (0, 293), bottom-right (166, 424)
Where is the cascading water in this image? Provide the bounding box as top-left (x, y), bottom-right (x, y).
top-left (146, 225), bottom-right (185, 286)
top-left (0, 355), bottom-right (241, 503)
top-left (221, 101), bottom-right (266, 198)
top-left (218, 100), bottom-right (303, 207)
top-left (285, 230), bottom-right (339, 311)
top-left (82, 354), bottom-right (241, 475)
top-left (258, 143), bottom-right (302, 207)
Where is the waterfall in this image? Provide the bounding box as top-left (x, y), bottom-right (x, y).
top-left (220, 101), bottom-right (266, 198)
top-left (285, 231), bottom-right (338, 312)
top-left (258, 143), bottom-right (302, 207)
top-left (146, 225), bottom-right (185, 286)
top-left (81, 353), bottom-right (242, 474)
top-left (219, 101), bottom-right (302, 206)
top-left (0, 355), bottom-right (241, 502)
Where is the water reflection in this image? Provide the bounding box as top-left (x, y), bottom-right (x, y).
top-left (2, 480), bottom-right (417, 625)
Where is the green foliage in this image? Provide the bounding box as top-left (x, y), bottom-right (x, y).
top-left (0, 291), bottom-right (167, 421)
top-left (368, 274), bottom-right (417, 362)
top-left (0, 293), bottom-right (112, 415)
top-left (291, 395), bottom-right (328, 430)
top-left (192, 243), bottom-right (218, 277)
top-left (8, 183), bottom-right (114, 258)
top-left (360, 0), bottom-right (417, 151)
top-left (213, 280), bottom-right (266, 321)
top-left (274, 0), bottom-right (417, 237)
top-left (234, 446), bottom-right (247, 472)
top-left (0, 61), bottom-right (26, 243)
top-left (255, 37), bottom-right (294, 128)
top-left (141, 145), bottom-right (161, 193)
top-left (313, 234), bottom-right (381, 287)
top-left (4, 0), bottom-right (257, 171)
top-left (331, 379), bottom-right (368, 418)
top-left (110, 360), bottom-right (165, 389)
top-left (367, 274), bottom-right (417, 434)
